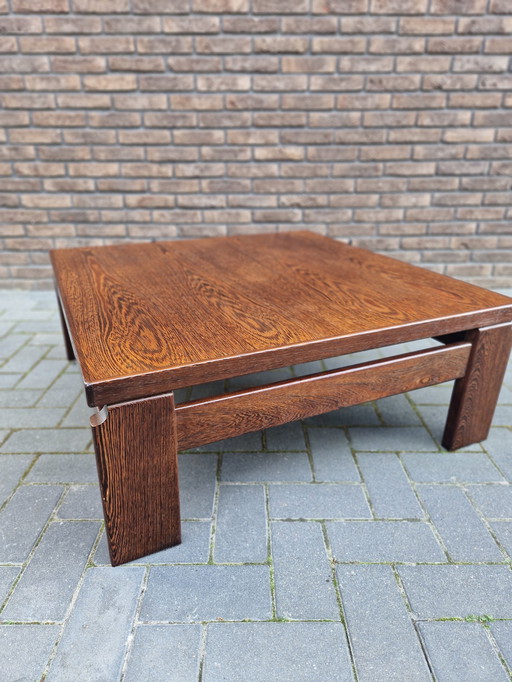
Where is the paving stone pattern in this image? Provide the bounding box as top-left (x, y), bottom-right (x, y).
top-left (0, 291), bottom-right (511, 681)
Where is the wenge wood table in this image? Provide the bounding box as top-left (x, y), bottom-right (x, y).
top-left (50, 231), bottom-right (512, 566)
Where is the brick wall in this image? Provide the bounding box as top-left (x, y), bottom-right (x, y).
top-left (1, 0), bottom-right (512, 289)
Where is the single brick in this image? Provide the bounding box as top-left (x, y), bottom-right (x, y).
top-left (0, 625), bottom-right (60, 682)
top-left (141, 565), bottom-right (271, 621)
top-left (328, 520), bottom-right (445, 562)
top-left (398, 565), bottom-right (512, 618)
top-left (402, 452), bottom-right (504, 483)
top-left (418, 485), bottom-right (503, 561)
top-left (0, 454), bottom-right (33, 504)
top-left (337, 564), bottom-right (432, 681)
top-left (418, 622), bottom-right (508, 682)
top-left (272, 521), bottom-right (339, 619)
top-left (357, 452), bottom-right (423, 519)
top-left (308, 427), bottom-right (360, 482)
top-left (124, 625), bottom-right (202, 682)
top-left (2, 521), bottom-right (100, 621)
top-left (46, 567), bottom-right (144, 681)
top-left (203, 622), bottom-right (354, 682)
top-left (269, 483), bottom-right (371, 519)
top-left (0, 485), bottom-right (62, 562)
top-left (214, 484), bottom-right (267, 562)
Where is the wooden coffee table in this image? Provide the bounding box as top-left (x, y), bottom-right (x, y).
top-left (50, 231), bottom-right (512, 566)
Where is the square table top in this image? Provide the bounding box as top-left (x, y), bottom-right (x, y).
top-left (51, 230), bottom-right (512, 407)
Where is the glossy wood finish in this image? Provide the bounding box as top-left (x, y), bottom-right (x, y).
top-left (442, 323), bottom-right (512, 451)
top-left (50, 231), bottom-right (512, 407)
top-left (176, 343), bottom-right (471, 451)
top-left (91, 392), bottom-right (180, 566)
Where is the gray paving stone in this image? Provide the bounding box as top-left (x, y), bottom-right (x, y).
top-left (402, 452), bottom-right (504, 483)
top-left (0, 429), bottom-right (8, 446)
top-left (0, 625), bottom-right (60, 682)
top-left (0, 485), bottom-right (62, 562)
top-left (357, 452), bottom-right (423, 519)
top-left (349, 426), bottom-right (438, 452)
top-left (47, 566), bottom-right (144, 682)
top-left (30, 332), bottom-right (63, 346)
top-left (2, 521), bottom-right (100, 622)
top-left (483, 428), bottom-right (512, 480)
top-left (0, 345), bottom-right (47, 373)
top-left (490, 522), bottom-right (512, 556)
top-left (203, 622), bottom-right (354, 682)
top-left (94, 521), bottom-right (212, 565)
top-left (265, 421), bottom-right (307, 451)
top-left (26, 454), bottom-right (98, 483)
top-left (337, 564), bottom-right (431, 681)
top-left (0, 566), bottom-right (19, 605)
top-left (398, 565), bottom-right (512, 618)
top-left (2, 309), bottom-right (53, 321)
top-left (0, 389), bottom-right (42, 407)
top-left (57, 485), bottom-right (103, 519)
top-left (308, 427), bottom-right (360, 481)
top-left (0, 334), bottom-right (28, 360)
top-left (418, 622), bottom-right (509, 682)
top-left (272, 521), bottom-right (339, 619)
top-left (179, 453), bottom-right (217, 518)
top-left (0, 407), bottom-right (66, 429)
top-left (124, 624), bottom-right (202, 682)
top-left (377, 394), bottom-right (421, 426)
top-left (17, 359), bottom-right (67, 390)
top-left (491, 621), bottom-right (512, 669)
top-left (141, 565), bottom-right (271, 622)
top-left (0, 321), bottom-right (14, 336)
top-left (60, 396), bottom-right (91, 428)
top-left (214, 484), bottom-right (267, 563)
top-left (493, 404), bottom-right (512, 426)
top-left (468, 485), bottom-right (512, 519)
top-left (37, 372), bottom-right (83, 408)
top-left (1, 428), bottom-right (90, 453)
top-left (328, 521), bottom-right (445, 563)
top-left (0, 454), bottom-right (34, 505)
top-left (0, 374), bottom-right (22, 389)
top-left (418, 485), bottom-right (503, 561)
top-left (221, 451), bottom-right (312, 482)
top-left (269, 483), bottom-right (371, 519)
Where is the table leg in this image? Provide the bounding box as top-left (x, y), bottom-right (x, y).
top-left (442, 323), bottom-right (512, 451)
top-left (90, 392), bottom-right (181, 566)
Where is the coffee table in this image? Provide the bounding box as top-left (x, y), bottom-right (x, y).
top-left (50, 231), bottom-right (512, 566)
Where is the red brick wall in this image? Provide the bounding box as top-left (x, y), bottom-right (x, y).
top-left (1, 0), bottom-right (511, 289)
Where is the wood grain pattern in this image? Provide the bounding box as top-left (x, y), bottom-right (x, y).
top-left (91, 392), bottom-right (180, 566)
top-left (442, 323), bottom-right (512, 451)
top-left (176, 343), bottom-right (471, 451)
top-left (50, 231), bottom-right (512, 407)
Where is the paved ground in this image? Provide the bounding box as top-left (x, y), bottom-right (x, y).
top-left (0, 290), bottom-right (511, 682)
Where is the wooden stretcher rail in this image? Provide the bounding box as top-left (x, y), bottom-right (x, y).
top-left (175, 342), bottom-right (472, 451)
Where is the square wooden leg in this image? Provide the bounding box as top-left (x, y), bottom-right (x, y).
top-left (91, 392), bottom-right (181, 566)
top-left (442, 323), bottom-right (512, 451)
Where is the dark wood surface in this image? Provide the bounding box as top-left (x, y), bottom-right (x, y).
top-left (176, 342), bottom-right (471, 451)
top-left (51, 231), bottom-right (512, 406)
top-left (91, 392), bottom-right (181, 566)
top-left (442, 323), bottom-right (512, 451)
